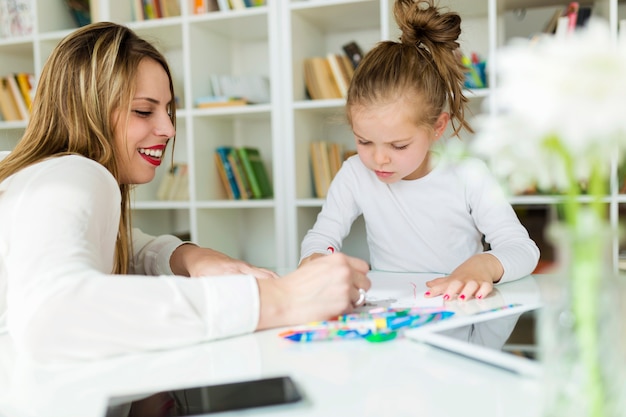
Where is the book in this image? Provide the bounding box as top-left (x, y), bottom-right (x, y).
top-left (168, 163), bottom-right (189, 200)
top-left (339, 54), bottom-right (355, 80)
top-left (326, 53), bottom-right (350, 97)
top-left (576, 6), bottom-right (592, 28)
top-left (14, 73), bottom-right (32, 111)
top-left (342, 41), bottom-right (364, 69)
top-left (229, 0), bottom-right (246, 9)
top-left (132, 0), bottom-right (144, 20)
top-left (542, 7), bottom-right (565, 34)
top-left (236, 147), bottom-right (272, 199)
top-left (206, 74), bottom-right (270, 104)
top-left (304, 57), bottom-right (342, 100)
top-left (196, 97), bottom-right (247, 108)
top-left (215, 146), bottom-right (241, 199)
top-left (309, 141), bottom-right (348, 198)
top-left (309, 141), bottom-right (337, 198)
top-left (216, 0), bottom-right (230, 11)
top-left (64, 0), bottom-right (91, 26)
top-left (5, 74), bottom-right (28, 120)
top-left (565, 2), bottom-right (579, 33)
top-left (160, 0), bottom-right (181, 17)
top-left (157, 163), bottom-right (188, 201)
top-left (309, 142), bottom-right (328, 198)
top-left (193, 0), bottom-right (217, 13)
top-left (214, 152), bottom-right (234, 199)
top-left (303, 59), bottom-right (322, 100)
top-left (142, 0), bottom-right (157, 19)
top-left (227, 150), bottom-right (253, 199)
top-left (0, 77), bottom-right (20, 121)
top-left (153, 0), bottom-right (163, 18)
top-left (328, 142), bottom-right (343, 179)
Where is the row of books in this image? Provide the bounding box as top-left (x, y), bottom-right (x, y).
top-left (304, 53), bottom-right (354, 100)
top-left (64, 0), bottom-right (92, 27)
top-left (157, 163), bottom-right (189, 201)
top-left (194, 0), bottom-right (265, 14)
top-left (542, 2), bottom-right (592, 37)
top-left (310, 141), bottom-right (356, 198)
top-left (303, 41), bottom-right (363, 100)
top-left (195, 74), bottom-right (270, 109)
top-left (215, 146), bottom-right (273, 200)
top-left (132, 0), bottom-right (181, 21)
top-left (0, 73), bottom-right (34, 122)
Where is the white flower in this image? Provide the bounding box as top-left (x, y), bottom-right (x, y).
top-left (472, 20), bottom-right (626, 195)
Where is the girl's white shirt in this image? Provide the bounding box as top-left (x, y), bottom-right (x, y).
top-left (301, 154), bottom-right (540, 282)
top-left (0, 152), bottom-right (259, 362)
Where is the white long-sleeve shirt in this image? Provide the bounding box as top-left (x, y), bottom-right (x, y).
top-left (0, 153), bottom-right (259, 362)
top-left (301, 154), bottom-right (539, 282)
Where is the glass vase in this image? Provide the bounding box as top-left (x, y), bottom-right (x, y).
top-left (538, 220), bottom-right (625, 417)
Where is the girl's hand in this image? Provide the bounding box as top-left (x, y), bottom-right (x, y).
top-left (256, 253), bottom-right (371, 330)
top-left (170, 243), bottom-right (279, 279)
top-left (424, 253), bottom-right (504, 301)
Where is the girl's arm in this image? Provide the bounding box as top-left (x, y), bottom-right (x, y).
top-left (426, 159), bottom-right (539, 300)
top-left (299, 160), bottom-right (363, 266)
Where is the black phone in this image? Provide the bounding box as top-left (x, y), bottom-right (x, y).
top-left (107, 376), bottom-right (303, 416)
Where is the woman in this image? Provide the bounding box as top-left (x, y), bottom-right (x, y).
top-left (0, 22), bottom-right (370, 363)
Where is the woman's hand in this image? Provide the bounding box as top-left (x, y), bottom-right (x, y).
top-left (424, 253), bottom-right (504, 301)
top-left (170, 243), bottom-right (279, 279)
top-left (256, 253), bottom-right (371, 330)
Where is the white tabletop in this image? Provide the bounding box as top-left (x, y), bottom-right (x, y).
top-left (0, 272), bottom-right (544, 417)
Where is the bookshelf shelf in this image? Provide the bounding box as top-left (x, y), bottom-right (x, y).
top-left (0, 0), bottom-right (624, 270)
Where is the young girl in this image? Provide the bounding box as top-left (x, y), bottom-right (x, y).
top-left (300, 0), bottom-right (539, 301)
top-left (0, 22), bottom-right (370, 362)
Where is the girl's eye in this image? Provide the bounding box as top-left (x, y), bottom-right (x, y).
top-left (134, 110), bottom-right (152, 117)
top-left (393, 144), bottom-right (409, 150)
top-left (357, 140), bottom-right (370, 146)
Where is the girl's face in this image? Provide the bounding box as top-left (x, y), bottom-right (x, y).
top-left (114, 58), bottom-right (175, 185)
top-left (350, 100), bottom-right (448, 183)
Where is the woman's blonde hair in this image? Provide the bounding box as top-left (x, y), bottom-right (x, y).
top-left (0, 22), bottom-right (176, 274)
top-left (346, 0), bottom-right (472, 137)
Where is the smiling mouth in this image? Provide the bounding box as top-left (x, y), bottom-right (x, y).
top-left (138, 147), bottom-right (164, 166)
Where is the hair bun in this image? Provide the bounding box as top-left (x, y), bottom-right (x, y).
top-left (395, 0), bottom-right (461, 51)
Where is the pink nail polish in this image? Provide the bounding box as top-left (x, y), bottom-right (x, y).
top-left (476, 294), bottom-right (483, 299)
top-left (424, 291), bottom-right (431, 296)
top-left (443, 294), bottom-right (450, 301)
top-left (459, 294), bottom-right (466, 300)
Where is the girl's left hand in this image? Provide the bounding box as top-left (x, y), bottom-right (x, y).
top-left (424, 253), bottom-right (504, 301)
top-left (171, 243), bottom-right (279, 279)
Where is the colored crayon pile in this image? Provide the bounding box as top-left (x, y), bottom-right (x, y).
top-left (279, 307), bottom-right (454, 343)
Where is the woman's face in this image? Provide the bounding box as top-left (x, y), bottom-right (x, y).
top-left (114, 58), bottom-right (175, 185)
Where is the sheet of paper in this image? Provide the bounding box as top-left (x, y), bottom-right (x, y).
top-left (358, 271), bottom-right (445, 310)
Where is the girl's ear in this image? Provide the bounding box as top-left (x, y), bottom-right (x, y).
top-left (433, 112), bottom-right (450, 139)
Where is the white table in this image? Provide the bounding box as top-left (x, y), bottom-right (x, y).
top-left (0, 272), bottom-right (544, 417)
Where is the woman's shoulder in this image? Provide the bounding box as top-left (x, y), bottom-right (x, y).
top-left (14, 154), bottom-right (117, 192)
top-left (35, 154), bottom-right (110, 175)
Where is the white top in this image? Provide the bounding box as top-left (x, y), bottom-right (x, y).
top-left (301, 154), bottom-right (539, 282)
top-left (0, 153), bottom-right (259, 362)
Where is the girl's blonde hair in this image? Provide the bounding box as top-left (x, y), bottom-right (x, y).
top-left (0, 22), bottom-right (176, 274)
top-left (346, 0), bottom-right (472, 137)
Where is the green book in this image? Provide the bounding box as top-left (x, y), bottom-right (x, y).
top-left (237, 147), bottom-right (273, 199)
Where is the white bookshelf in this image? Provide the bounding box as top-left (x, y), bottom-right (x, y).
top-left (0, 0), bottom-right (624, 271)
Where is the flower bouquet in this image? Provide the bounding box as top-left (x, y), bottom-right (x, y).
top-left (471, 21), bottom-right (626, 417)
